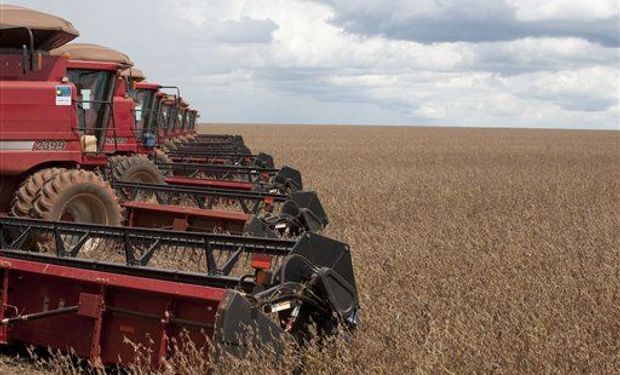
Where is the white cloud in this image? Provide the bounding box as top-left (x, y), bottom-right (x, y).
top-left (11, 0), bottom-right (620, 129)
top-left (507, 0), bottom-right (619, 22)
top-left (470, 37), bottom-right (620, 75)
top-left (320, 0), bottom-right (619, 46)
top-left (505, 66), bottom-right (619, 112)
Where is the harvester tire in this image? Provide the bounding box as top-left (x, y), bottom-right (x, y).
top-left (31, 170), bottom-right (123, 225)
top-left (109, 155), bottom-right (166, 184)
top-left (10, 168), bottom-right (67, 218)
top-left (153, 149), bottom-right (173, 176)
top-left (164, 139), bottom-right (178, 150)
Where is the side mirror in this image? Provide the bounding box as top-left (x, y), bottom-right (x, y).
top-left (22, 44), bottom-right (30, 74)
top-left (20, 48), bottom-right (41, 73)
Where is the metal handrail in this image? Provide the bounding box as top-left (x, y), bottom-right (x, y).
top-left (74, 98), bottom-right (117, 153)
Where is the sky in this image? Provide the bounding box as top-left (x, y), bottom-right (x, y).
top-left (8, 0), bottom-right (620, 129)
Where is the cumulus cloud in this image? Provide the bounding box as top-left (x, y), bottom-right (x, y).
top-left (12, 0), bottom-right (620, 129)
top-left (508, 0), bottom-right (619, 22)
top-left (320, 0), bottom-right (620, 46)
top-left (470, 37), bottom-right (619, 74)
top-left (172, 2), bottom-right (279, 44)
top-left (212, 18), bottom-right (278, 44)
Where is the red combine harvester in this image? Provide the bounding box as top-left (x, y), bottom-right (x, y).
top-left (0, 6), bottom-right (124, 225)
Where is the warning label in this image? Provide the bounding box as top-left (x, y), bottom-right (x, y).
top-left (55, 85), bottom-right (72, 106)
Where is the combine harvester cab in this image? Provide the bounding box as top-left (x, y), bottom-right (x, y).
top-left (158, 94), bottom-right (182, 150)
top-left (157, 95), bottom-right (188, 147)
top-left (175, 98), bottom-right (190, 141)
top-left (123, 68), bottom-right (161, 148)
top-left (184, 109), bottom-right (199, 140)
top-left (0, 217), bottom-right (359, 368)
top-left (49, 43), bottom-right (167, 185)
top-left (50, 43), bottom-right (136, 155)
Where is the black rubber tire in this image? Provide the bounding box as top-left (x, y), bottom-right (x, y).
top-left (30, 170), bottom-right (124, 254)
top-left (10, 168), bottom-right (67, 217)
top-left (152, 149), bottom-right (173, 176)
top-left (31, 170), bottom-right (123, 225)
top-left (109, 154), bottom-right (165, 184)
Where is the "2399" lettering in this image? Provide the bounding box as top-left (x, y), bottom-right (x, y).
top-left (33, 140), bottom-right (67, 151)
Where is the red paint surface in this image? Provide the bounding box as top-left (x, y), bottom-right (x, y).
top-left (0, 256), bottom-right (224, 366)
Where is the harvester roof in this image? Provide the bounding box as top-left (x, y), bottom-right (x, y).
top-left (121, 66), bottom-right (146, 81)
top-left (162, 94), bottom-right (177, 104)
top-left (0, 5), bottom-right (79, 50)
top-left (135, 81), bottom-right (160, 90)
top-left (50, 43), bottom-right (133, 66)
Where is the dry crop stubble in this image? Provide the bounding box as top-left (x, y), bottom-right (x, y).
top-left (0, 124), bottom-right (618, 374)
